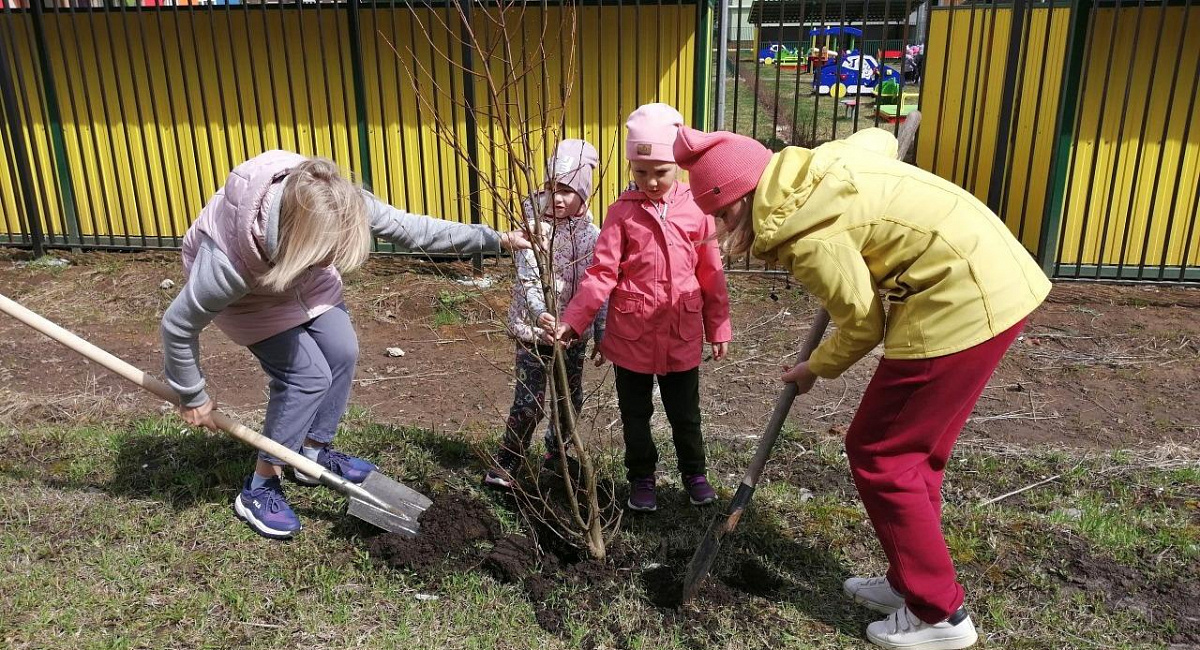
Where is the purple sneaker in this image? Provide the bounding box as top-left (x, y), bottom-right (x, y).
top-left (684, 474), bottom-right (717, 505)
top-left (294, 447), bottom-right (377, 485)
top-left (233, 476), bottom-right (302, 540)
top-left (627, 476), bottom-right (658, 512)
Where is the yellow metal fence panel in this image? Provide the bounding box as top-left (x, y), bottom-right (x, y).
top-left (999, 6), bottom-right (1069, 253)
top-left (1, 5), bottom-right (697, 243)
top-left (1, 11), bottom-right (64, 243)
top-left (360, 4), bottom-right (696, 230)
top-left (359, 5), bottom-right (471, 225)
top-left (917, 7), bottom-right (1012, 202)
top-left (917, 5), bottom-right (1072, 252)
top-left (1058, 6), bottom-right (1200, 269)
top-left (919, 4), bottom-right (1199, 272)
top-left (38, 9), bottom-right (358, 244)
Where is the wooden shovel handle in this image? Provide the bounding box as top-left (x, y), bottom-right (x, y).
top-left (0, 292), bottom-right (331, 481)
top-left (738, 308), bottom-right (831, 489)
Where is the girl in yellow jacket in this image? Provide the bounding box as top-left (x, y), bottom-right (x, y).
top-left (674, 126), bottom-right (1051, 650)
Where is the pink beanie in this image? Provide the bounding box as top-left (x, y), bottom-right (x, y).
top-left (673, 126), bottom-right (773, 214)
top-left (625, 103), bottom-right (685, 162)
top-left (546, 139), bottom-right (599, 202)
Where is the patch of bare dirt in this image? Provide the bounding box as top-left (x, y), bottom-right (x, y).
top-left (1058, 538), bottom-right (1200, 645)
top-left (1, 249), bottom-right (1197, 452)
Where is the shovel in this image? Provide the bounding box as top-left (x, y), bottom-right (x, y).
top-left (0, 292), bottom-right (432, 536)
top-left (680, 110), bottom-right (924, 603)
top-left (680, 308), bottom-right (830, 603)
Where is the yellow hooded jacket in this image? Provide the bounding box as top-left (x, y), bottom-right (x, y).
top-left (751, 129), bottom-right (1052, 378)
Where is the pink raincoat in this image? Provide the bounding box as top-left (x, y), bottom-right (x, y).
top-left (562, 181), bottom-right (732, 375)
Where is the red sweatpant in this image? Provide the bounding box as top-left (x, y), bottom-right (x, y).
top-left (846, 319), bottom-right (1026, 624)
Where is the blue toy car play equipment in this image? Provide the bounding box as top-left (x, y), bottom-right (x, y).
top-left (757, 42), bottom-right (801, 66)
top-left (812, 52), bottom-right (902, 97)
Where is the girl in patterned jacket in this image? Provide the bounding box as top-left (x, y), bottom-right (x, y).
top-left (484, 140), bottom-right (607, 488)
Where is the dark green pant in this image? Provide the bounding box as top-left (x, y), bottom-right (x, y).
top-left (614, 365), bottom-right (706, 481)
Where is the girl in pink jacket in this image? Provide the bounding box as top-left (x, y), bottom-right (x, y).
top-left (552, 104), bottom-right (733, 512)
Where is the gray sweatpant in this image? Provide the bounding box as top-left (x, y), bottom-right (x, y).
top-left (247, 304), bottom-right (358, 466)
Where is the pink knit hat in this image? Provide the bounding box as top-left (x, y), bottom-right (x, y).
top-left (625, 103), bottom-right (685, 162)
top-left (673, 126), bottom-right (773, 214)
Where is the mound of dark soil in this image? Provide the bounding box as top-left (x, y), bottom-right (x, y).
top-left (483, 527), bottom-right (626, 634)
top-left (366, 493), bottom-right (502, 572)
top-left (482, 534), bottom-right (540, 583)
top-left (363, 488), bottom-right (787, 644)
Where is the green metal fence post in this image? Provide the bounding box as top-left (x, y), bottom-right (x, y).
top-left (30, 0), bottom-right (80, 250)
top-left (693, 0), bottom-right (714, 130)
top-left (347, 0), bottom-right (374, 190)
top-left (1036, 0), bottom-right (1091, 276)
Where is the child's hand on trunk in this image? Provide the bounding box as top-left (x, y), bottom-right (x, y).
top-left (555, 322), bottom-right (579, 344)
top-left (178, 399), bottom-right (217, 431)
top-left (538, 313), bottom-right (581, 346)
top-left (538, 313), bottom-right (558, 344)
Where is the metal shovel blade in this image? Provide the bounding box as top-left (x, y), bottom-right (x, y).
top-left (345, 470), bottom-right (433, 537)
top-left (680, 483), bottom-right (754, 603)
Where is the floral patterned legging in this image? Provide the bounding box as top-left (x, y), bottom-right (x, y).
top-left (501, 342), bottom-right (587, 456)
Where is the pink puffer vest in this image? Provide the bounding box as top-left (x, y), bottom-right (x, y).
top-left (181, 150), bottom-right (344, 346)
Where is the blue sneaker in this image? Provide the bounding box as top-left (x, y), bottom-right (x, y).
top-left (233, 476), bottom-right (302, 540)
top-left (293, 447), bottom-right (377, 485)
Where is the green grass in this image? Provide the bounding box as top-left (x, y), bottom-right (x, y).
top-left (432, 289), bottom-right (477, 327)
top-left (1, 416), bottom-right (1196, 648)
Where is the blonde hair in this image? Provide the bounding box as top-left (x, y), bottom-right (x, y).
top-left (719, 195), bottom-right (757, 258)
top-left (260, 158), bottom-right (371, 293)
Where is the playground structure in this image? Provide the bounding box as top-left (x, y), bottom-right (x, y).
top-left (755, 24), bottom-right (908, 98)
top-left (875, 78), bottom-right (921, 123)
top-left (805, 25), bottom-right (860, 71)
top-left (756, 42), bottom-right (801, 66)
top-left (758, 26), bottom-right (868, 70)
top-left (811, 52), bottom-right (902, 96)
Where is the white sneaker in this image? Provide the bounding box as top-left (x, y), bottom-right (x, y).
top-left (844, 576), bottom-right (906, 614)
top-left (866, 605), bottom-right (978, 650)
